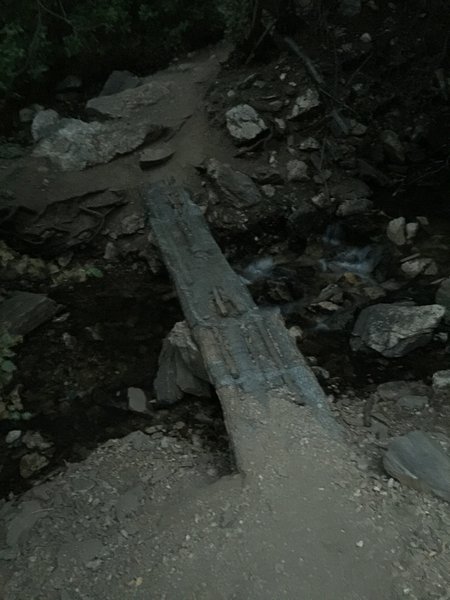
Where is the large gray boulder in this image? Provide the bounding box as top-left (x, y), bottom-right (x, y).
top-left (384, 430), bottom-right (450, 502)
top-left (86, 81), bottom-right (171, 119)
top-left (351, 303), bottom-right (445, 357)
top-left (34, 117), bottom-right (164, 171)
top-left (225, 104), bottom-right (268, 144)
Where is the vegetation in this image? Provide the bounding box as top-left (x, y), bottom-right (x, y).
top-left (0, 0), bottom-right (230, 96)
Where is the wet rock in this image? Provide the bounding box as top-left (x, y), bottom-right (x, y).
top-left (288, 88), bottom-right (320, 119)
top-left (5, 430), bottom-right (22, 444)
top-left (86, 81), bottom-right (171, 119)
top-left (339, 0), bottom-right (362, 17)
top-left (401, 257), bottom-right (437, 278)
top-left (286, 160), bottom-right (309, 181)
top-left (381, 130), bottom-right (405, 164)
top-left (386, 217), bottom-right (406, 246)
top-left (127, 387), bottom-right (149, 414)
top-left (0, 291), bottom-right (58, 336)
top-left (19, 453), bottom-right (49, 478)
top-left (139, 143), bottom-right (174, 168)
top-left (352, 303), bottom-right (445, 357)
top-left (337, 197), bottom-right (373, 217)
top-left (34, 117), bottom-right (164, 171)
top-left (205, 159), bottom-right (262, 208)
top-left (100, 70), bottom-right (141, 97)
top-left (31, 109), bottom-right (60, 142)
top-left (436, 277), bottom-right (450, 321)
top-left (383, 431), bottom-right (450, 502)
top-left (225, 104), bottom-right (268, 144)
top-left (154, 321), bottom-right (210, 405)
top-left (432, 370), bottom-right (450, 394)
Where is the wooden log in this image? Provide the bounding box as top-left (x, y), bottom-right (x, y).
top-left (144, 183), bottom-right (340, 473)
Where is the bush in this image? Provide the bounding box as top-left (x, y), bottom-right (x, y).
top-left (0, 0), bottom-right (225, 96)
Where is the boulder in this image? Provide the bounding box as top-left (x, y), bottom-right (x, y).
top-left (401, 257), bottom-right (437, 278)
top-left (100, 70), bottom-right (141, 97)
top-left (205, 159), bottom-right (262, 209)
top-left (351, 303), bottom-right (445, 357)
top-left (436, 277), bottom-right (450, 321)
top-left (86, 81), bottom-right (171, 119)
top-left (383, 430), bottom-right (450, 502)
top-left (0, 292), bottom-right (59, 336)
top-left (154, 321), bottom-right (210, 405)
top-left (386, 217), bottom-right (406, 246)
top-left (31, 109), bottom-right (60, 142)
top-left (288, 88), bottom-right (320, 119)
top-left (34, 117), bottom-right (164, 171)
top-left (225, 104), bottom-right (268, 144)
top-left (432, 370), bottom-right (450, 394)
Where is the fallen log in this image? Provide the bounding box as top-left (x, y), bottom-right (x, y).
top-left (144, 183), bottom-right (340, 473)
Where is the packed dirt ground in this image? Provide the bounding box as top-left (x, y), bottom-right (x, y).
top-left (1, 1), bottom-right (450, 598)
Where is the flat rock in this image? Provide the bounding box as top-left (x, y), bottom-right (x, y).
top-left (383, 430), bottom-right (450, 502)
top-left (86, 81), bottom-right (171, 119)
top-left (34, 116), bottom-right (164, 171)
top-left (139, 143), bottom-right (174, 168)
top-left (154, 321), bottom-right (210, 405)
top-left (205, 159), bottom-right (262, 208)
top-left (288, 88), bottom-right (320, 120)
top-left (386, 217), bottom-right (406, 246)
top-left (436, 277), bottom-right (450, 321)
top-left (225, 104), bottom-right (268, 144)
top-left (352, 303), bottom-right (445, 357)
top-left (0, 292), bottom-right (58, 336)
top-left (100, 70), bottom-right (141, 97)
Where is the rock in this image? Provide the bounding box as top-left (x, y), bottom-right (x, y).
top-left (330, 178), bottom-right (372, 203)
top-left (31, 109), bottom-right (60, 142)
top-left (288, 199), bottom-right (325, 242)
top-left (5, 430), bottom-right (22, 444)
top-left (22, 431), bottom-right (53, 450)
top-left (104, 241), bottom-right (118, 261)
top-left (100, 70), bottom-right (141, 96)
top-left (56, 75), bottom-right (82, 92)
top-left (261, 184), bottom-right (276, 198)
top-left (205, 159), bottom-right (262, 208)
top-left (406, 222), bottom-right (419, 240)
top-left (286, 160), bottom-right (309, 181)
top-left (139, 143), bottom-right (174, 168)
top-left (401, 257), bottom-right (437, 278)
top-left (432, 370), bottom-right (450, 394)
top-left (360, 33), bottom-right (372, 43)
top-left (337, 197), bottom-right (373, 217)
top-left (339, 0), bottom-right (362, 17)
top-left (436, 277), bottom-right (450, 321)
top-left (381, 130), bottom-right (405, 164)
top-left (352, 303), bottom-right (445, 357)
top-left (154, 321), bottom-right (210, 405)
top-left (0, 292), bottom-right (59, 336)
top-left (288, 88), bottom-right (320, 119)
top-left (34, 117), bottom-right (164, 171)
top-left (19, 453), bottom-right (49, 478)
top-left (377, 380), bottom-right (431, 404)
top-left (386, 217), bottom-right (406, 246)
top-left (127, 388), bottom-right (149, 414)
top-left (121, 214), bottom-right (145, 235)
top-left (383, 431), bottom-right (450, 502)
top-left (225, 104), bottom-right (268, 144)
top-left (86, 81), bottom-right (171, 119)
top-left (350, 120), bottom-right (368, 136)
